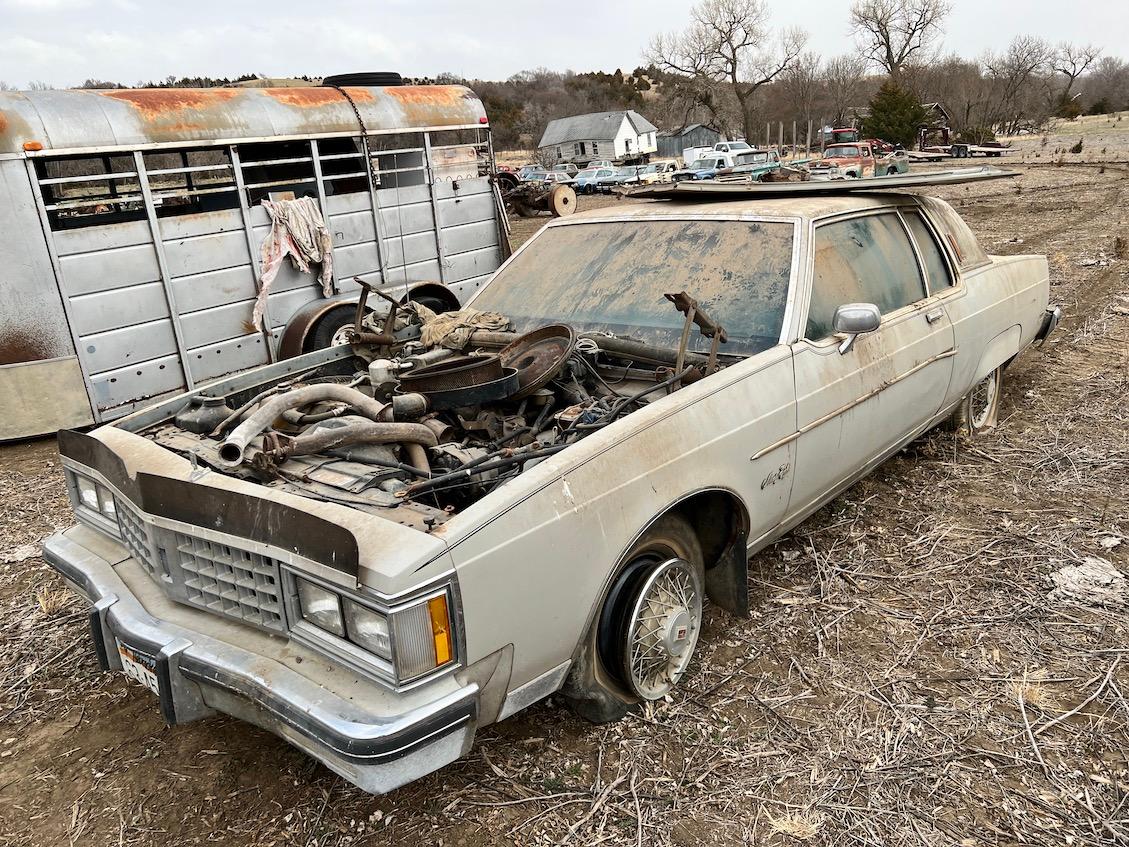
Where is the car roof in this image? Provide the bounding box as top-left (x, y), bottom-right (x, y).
top-left (562, 192), bottom-right (919, 223)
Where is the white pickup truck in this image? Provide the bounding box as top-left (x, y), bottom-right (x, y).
top-left (44, 186), bottom-right (1059, 794)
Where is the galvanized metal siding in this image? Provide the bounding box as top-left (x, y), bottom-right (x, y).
top-left (0, 160), bottom-right (75, 366)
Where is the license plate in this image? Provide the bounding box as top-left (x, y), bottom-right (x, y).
top-left (116, 640), bottom-right (160, 696)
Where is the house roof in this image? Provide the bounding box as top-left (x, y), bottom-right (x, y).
top-left (538, 110), bottom-right (657, 148)
top-left (657, 123), bottom-right (714, 138)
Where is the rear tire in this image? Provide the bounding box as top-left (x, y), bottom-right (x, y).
top-left (564, 514), bottom-right (705, 723)
top-left (946, 366), bottom-right (1003, 435)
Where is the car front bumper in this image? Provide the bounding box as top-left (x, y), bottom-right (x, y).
top-left (42, 526), bottom-right (480, 794)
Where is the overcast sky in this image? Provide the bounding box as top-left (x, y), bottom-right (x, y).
top-left (0, 0), bottom-right (1124, 89)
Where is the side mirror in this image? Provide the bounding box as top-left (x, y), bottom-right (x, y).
top-left (832, 302), bottom-right (881, 354)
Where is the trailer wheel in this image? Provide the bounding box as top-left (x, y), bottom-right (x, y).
top-left (549, 184), bottom-right (577, 217)
top-left (307, 305), bottom-right (361, 351)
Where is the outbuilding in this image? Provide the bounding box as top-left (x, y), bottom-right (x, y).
top-left (537, 110), bottom-right (658, 166)
top-left (655, 124), bottom-right (722, 159)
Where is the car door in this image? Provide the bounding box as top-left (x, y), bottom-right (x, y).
top-left (785, 210), bottom-right (957, 520)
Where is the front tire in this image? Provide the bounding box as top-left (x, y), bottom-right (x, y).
top-left (564, 514), bottom-right (704, 722)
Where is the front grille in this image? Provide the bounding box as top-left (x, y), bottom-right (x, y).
top-left (116, 500), bottom-right (286, 634)
top-left (174, 534), bottom-right (284, 631)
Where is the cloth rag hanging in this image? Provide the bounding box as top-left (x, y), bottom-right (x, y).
top-left (253, 197), bottom-right (334, 331)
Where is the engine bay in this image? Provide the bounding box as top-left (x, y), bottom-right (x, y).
top-left (142, 290), bottom-right (731, 533)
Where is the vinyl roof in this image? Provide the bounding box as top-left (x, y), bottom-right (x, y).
top-left (0, 84), bottom-right (487, 155)
top-left (560, 192), bottom-right (917, 222)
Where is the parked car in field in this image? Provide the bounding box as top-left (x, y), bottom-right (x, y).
top-left (518, 165), bottom-right (548, 181)
top-left (574, 167), bottom-right (617, 194)
top-left (586, 159), bottom-right (615, 170)
top-left (715, 148), bottom-right (783, 182)
top-left (542, 171), bottom-right (575, 185)
top-left (636, 161), bottom-right (677, 184)
top-left (878, 150), bottom-right (911, 175)
top-left (713, 140), bottom-right (752, 154)
top-left (44, 187), bottom-right (1059, 795)
top-left (552, 162), bottom-right (579, 177)
top-left (671, 154), bottom-right (734, 181)
top-left (596, 166), bottom-right (642, 193)
top-left (809, 142), bottom-right (878, 179)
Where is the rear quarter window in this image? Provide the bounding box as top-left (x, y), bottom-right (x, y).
top-left (916, 196), bottom-right (990, 270)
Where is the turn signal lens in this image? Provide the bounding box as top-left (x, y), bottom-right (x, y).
top-left (428, 595), bottom-right (452, 665)
top-left (23, 141), bottom-right (44, 152)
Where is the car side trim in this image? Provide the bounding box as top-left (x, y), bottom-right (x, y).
top-left (749, 348), bottom-right (957, 462)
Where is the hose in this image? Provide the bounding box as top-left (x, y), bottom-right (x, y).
top-left (279, 419), bottom-right (437, 475)
top-left (218, 384), bottom-right (390, 468)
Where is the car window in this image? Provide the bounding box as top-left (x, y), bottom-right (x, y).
top-left (916, 196), bottom-right (990, 270)
top-left (806, 213), bottom-right (927, 340)
top-left (473, 220), bottom-right (795, 356)
top-left (903, 211), bottom-right (954, 292)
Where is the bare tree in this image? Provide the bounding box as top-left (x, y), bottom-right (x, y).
top-left (0, 80), bottom-right (15, 91)
top-left (984, 36), bottom-right (1053, 135)
top-left (646, 0), bottom-right (807, 142)
top-left (1052, 42), bottom-right (1101, 112)
top-left (1083, 56), bottom-right (1129, 112)
top-left (26, 80), bottom-right (54, 91)
top-left (849, 0), bottom-right (950, 80)
top-left (824, 54), bottom-right (869, 126)
top-left (779, 51), bottom-right (822, 129)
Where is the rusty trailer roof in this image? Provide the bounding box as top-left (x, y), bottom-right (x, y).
top-left (0, 84), bottom-right (487, 156)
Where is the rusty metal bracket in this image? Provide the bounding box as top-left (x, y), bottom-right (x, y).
top-left (664, 291), bottom-right (728, 379)
top-left (349, 276), bottom-right (401, 346)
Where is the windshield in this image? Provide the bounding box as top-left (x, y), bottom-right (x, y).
top-left (725, 141), bottom-right (751, 150)
top-left (472, 220), bottom-right (794, 355)
top-left (616, 167), bottom-right (637, 177)
top-left (688, 159), bottom-right (715, 170)
top-left (824, 145), bottom-right (860, 158)
top-left (577, 168), bottom-right (599, 178)
top-left (737, 152), bottom-right (768, 164)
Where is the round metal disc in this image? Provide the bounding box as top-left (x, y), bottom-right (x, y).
top-left (498, 324), bottom-right (576, 399)
top-left (623, 557), bottom-right (702, 700)
top-left (549, 184), bottom-right (577, 217)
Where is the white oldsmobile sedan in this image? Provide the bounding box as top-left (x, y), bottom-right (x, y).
top-left (43, 189), bottom-right (1059, 793)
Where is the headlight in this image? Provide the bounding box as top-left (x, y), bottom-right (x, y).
top-left (343, 599), bottom-right (391, 659)
top-left (289, 572), bottom-right (456, 684)
top-left (296, 577), bottom-right (345, 637)
top-left (68, 469), bottom-right (121, 536)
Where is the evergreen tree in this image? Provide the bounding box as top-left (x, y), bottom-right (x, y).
top-left (862, 81), bottom-right (927, 146)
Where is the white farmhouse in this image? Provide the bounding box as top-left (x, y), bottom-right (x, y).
top-left (537, 110), bottom-right (659, 166)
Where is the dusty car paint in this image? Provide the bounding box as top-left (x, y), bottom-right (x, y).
top-left (43, 189), bottom-right (1052, 793)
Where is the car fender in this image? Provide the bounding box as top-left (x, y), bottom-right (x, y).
top-left (974, 324), bottom-right (1021, 383)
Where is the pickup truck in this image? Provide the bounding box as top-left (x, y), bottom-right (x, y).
top-left (714, 148), bottom-right (783, 182)
top-left (810, 142), bottom-right (878, 179)
top-left (44, 187), bottom-right (1059, 794)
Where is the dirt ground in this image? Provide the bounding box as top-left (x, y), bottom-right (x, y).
top-left (2, 125), bottom-right (1128, 846)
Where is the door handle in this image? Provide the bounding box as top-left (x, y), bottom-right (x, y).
top-left (925, 307), bottom-right (945, 324)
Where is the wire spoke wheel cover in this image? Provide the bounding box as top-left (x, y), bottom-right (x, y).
top-left (623, 557), bottom-right (702, 700)
top-left (968, 369), bottom-right (1000, 430)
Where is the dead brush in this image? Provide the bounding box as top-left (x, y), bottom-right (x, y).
top-left (35, 585), bottom-right (71, 617)
top-left (1010, 668), bottom-right (1059, 712)
top-left (765, 808), bottom-right (825, 840)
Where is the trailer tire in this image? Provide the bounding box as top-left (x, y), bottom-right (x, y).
top-left (307, 305), bottom-right (360, 351)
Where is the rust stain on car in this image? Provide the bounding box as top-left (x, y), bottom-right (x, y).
top-left (263, 87), bottom-right (375, 108)
top-left (100, 88), bottom-right (239, 120)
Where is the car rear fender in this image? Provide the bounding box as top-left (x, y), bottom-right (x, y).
top-left (974, 324), bottom-right (1022, 383)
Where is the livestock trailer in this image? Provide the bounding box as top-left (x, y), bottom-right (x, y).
top-left (0, 82), bottom-right (508, 440)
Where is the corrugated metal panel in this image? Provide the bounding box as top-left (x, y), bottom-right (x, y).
top-left (1, 85), bottom-right (488, 155)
